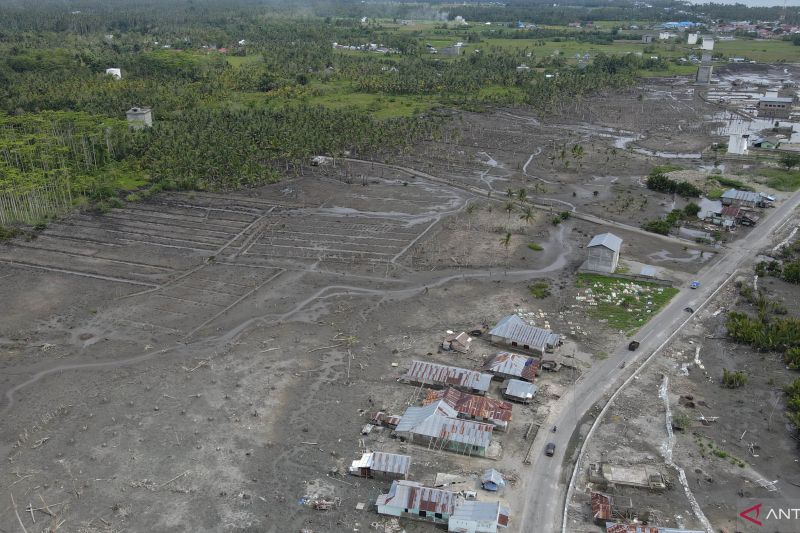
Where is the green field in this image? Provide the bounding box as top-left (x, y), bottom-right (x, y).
top-left (757, 168), bottom-right (800, 191)
top-left (715, 39), bottom-right (800, 62)
top-left (576, 273), bottom-right (679, 333)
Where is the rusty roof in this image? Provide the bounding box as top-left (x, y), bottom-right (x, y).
top-left (402, 360), bottom-right (492, 392)
top-left (423, 387), bottom-right (513, 424)
top-left (483, 352), bottom-right (539, 381)
top-left (350, 451), bottom-right (411, 476)
top-left (395, 403), bottom-right (494, 449)
top-left (376, 480), bottom-right (457, 515)
top-left (591, 492), bottom-right (613, 521)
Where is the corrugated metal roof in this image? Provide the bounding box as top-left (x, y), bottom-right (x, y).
top-left (720, 205), bottom-right (741, 218)
top-left (351, 451), bottom-right (411, 476)
top-left (377, 480), bottom-right (457, 515)
top-left (424, 388), bottom-right (513, 423)
top-left (591, 492), bottom-right (613, 521)
top-left (587, 232), bottom-right (622, 252)
top-left (451, 500), bottom-right (501, 522)
top-left (396, 404), bottom-right (493, 449)
top-left (403, 360), bottom-right (493, 392)
top-left (504, 379), bottom-right (537, 400)
top-left (760, 96), bottom-right (793, 103)
top-left (483, 352), bottom-right (538, 381)
top-left (721, 189), bottom-right (761, 203)
top-left (488, 315), bottom-right (560, 351)
top-left (482, 469), bottom-right (505, 487)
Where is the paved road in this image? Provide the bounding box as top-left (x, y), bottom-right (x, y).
top-left (517, 190), bottom-right (800, 533)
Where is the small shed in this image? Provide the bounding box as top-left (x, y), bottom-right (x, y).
top-left (483, 352), bottom-right (539, 382)
top-left (105, 68), bottom-right (122, 79)
top-left (501, 379), bottom-right (537, 404)
top-left (641, 35), bottom-right (653, 44)
top-left (349, 451), bottom-right (411, 480)
top-left (586, 233), bottom-right (622, 273)
top-left (442, 331), bottom-right (472, 353)
top-left (126, 107), bottom-right (153, 129)
top-left (481, 469), bottom-right (506, 491)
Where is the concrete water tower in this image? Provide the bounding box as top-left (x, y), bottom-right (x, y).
top-left (126, 107), bottom-right (153, 129)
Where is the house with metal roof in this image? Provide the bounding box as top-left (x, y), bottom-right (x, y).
top-left (483, 352), bottom-right (539, 382)
top-left (448, 500), bottom-right (510, 533)
top-left (349, 451), bottom-right (411, 480)
top-left (758, 95), bottom-right (793, 118)
top-left (376, 480), bottom-right (457, 523)
top-left (481, 469), bottom-right (506, 491)
top-left (488, 315), bottom-right (561, 355)
top-left (423, 387), bottom-right (513, 430)
top-left (500, 379), bottom-right (538, 404)
top-left (720, 189), bottom-right (764, 208)
top-left (401, 360), bottom-right (493, 395)
top-left (395, 402), bottom-right (494, 456)
top-left (586, 232), bottom-right (623, 273)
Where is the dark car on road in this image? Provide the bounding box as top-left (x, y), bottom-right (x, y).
top-left (545, 443), bottom-right (556, 456)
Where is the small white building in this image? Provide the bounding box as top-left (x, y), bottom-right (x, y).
top-left (501, 379), bottom-right (537, 404)
top-left (701, 37), bottom-right (714, 51)
top-left (448, 500), bottom-right (509, 533)
top-left (454, 15), bottom-right (467, 25)
top-left (687, 33), bottom-right (698, 45)
top-left (727, 134), bottom-right (748, 155)
top-left (105, 68), bottom-right (122, 80)
top-left (126, 107), bottom-right (153, 129)
top-left (586, 232), bottom-right (622, 273)
top-left (658, 32), bottom-right (673, 40)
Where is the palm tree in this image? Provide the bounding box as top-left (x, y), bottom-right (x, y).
top-left (518, 188), bottom-right (528, 203)
top-left (506, 187), bottom-right (515, 199)
top-left (519, 205), bottom-right (534, 228)
top-left (465, 202), bottom-right (477, 231)
top-left (500, 232), bottom-right (512, 272)
top-left (504, 201), bottom-right (515, 227)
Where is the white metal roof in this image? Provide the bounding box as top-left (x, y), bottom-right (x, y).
top-left (488, 315), bottom-right (560, 350)
top-left (721, 189), bottom-right (761, 203)
top-left (350, 451), bottom-right (411, 476)
top-left (587, 232), bottom-right (622, 252)
top-left (504, 379), bottom-right (537, 399)
top-left (451, 500), bottom-right (501, 522)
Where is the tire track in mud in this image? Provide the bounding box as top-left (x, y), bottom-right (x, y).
top-left (1, 166), bottom-right (573, 413)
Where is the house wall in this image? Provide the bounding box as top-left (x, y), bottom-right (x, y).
top-left (449, 519), bottom-right (498, 533)
top-left (378, 505), bottom-right (450, 523)
top-left (489, 335), bottom-right (545, 355)
top-left (586, 246), bottom-right (617, 273)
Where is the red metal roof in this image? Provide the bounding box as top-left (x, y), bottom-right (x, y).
top-left (424, 387), bottom-right (513, 423)
top-left (591, 492), bottom-right (613, 521)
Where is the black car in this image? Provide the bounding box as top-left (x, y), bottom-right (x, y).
top-left (684, 307), bottom-right (694, 314)
top-left (545, 443), bottom-right (556, 456)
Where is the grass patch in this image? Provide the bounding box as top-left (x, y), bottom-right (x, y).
top-left (0, 224), bottom-right (21, 242)
top-left (576, 274), bottom-right (679, 331)
top-left (709, 175), bottom-right (754, 191)
top-left (758, 168), bottom-right (800, 191)
top-left (527, 243), bottom-right (543, 251)
top-left (529, 280), bottom-right (551, 299)
top-left (707, 187), bottom-right (724, 200)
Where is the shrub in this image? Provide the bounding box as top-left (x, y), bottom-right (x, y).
top-left (529, 281), bottom-right (551, 299)
top-left (722, 368), bottom-right (748, 388)
top-left (527, 243), bottom-right (543, 251)
top-left (0, 225), bottom-right (21, 242)
top-left (684, 202), bottom-right (701, 217)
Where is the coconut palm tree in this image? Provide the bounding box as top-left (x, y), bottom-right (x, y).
top-left (504, 201), bottom-right (514, 227)
top-left (518, 188), bottom-right (528, 203)
top-left (500, 231), bottom-right (512, 272)
top-left (519, 205), bottom-right (534, 229)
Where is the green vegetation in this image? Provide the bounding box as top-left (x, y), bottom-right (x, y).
top-left (576, 274), bottom-right (678, 332)
top-left (722, 368), bottom-right (748, 388)
top-left (551, 211), bottom-right (571, 226)
top-left (529, 280), bottom-right (551, 299)
top-left (727, 311), bottom-right (800, 352)
top-left (641, 204), bottom-right (699, 236)
top-left (781, 153), bottom-right (800, 170)
top-left (527, 243), bottom-right (543, 251)
top-left (785, 378), bottom-right (800, 429)
top-left (758, 168), bottom-right (800, 191)
top-left (645, 172), bottom-right (701, 197)
top-left (0, 225), bottom-right (21, 242)
top-left (708, 176), bottom-right (753, 191)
